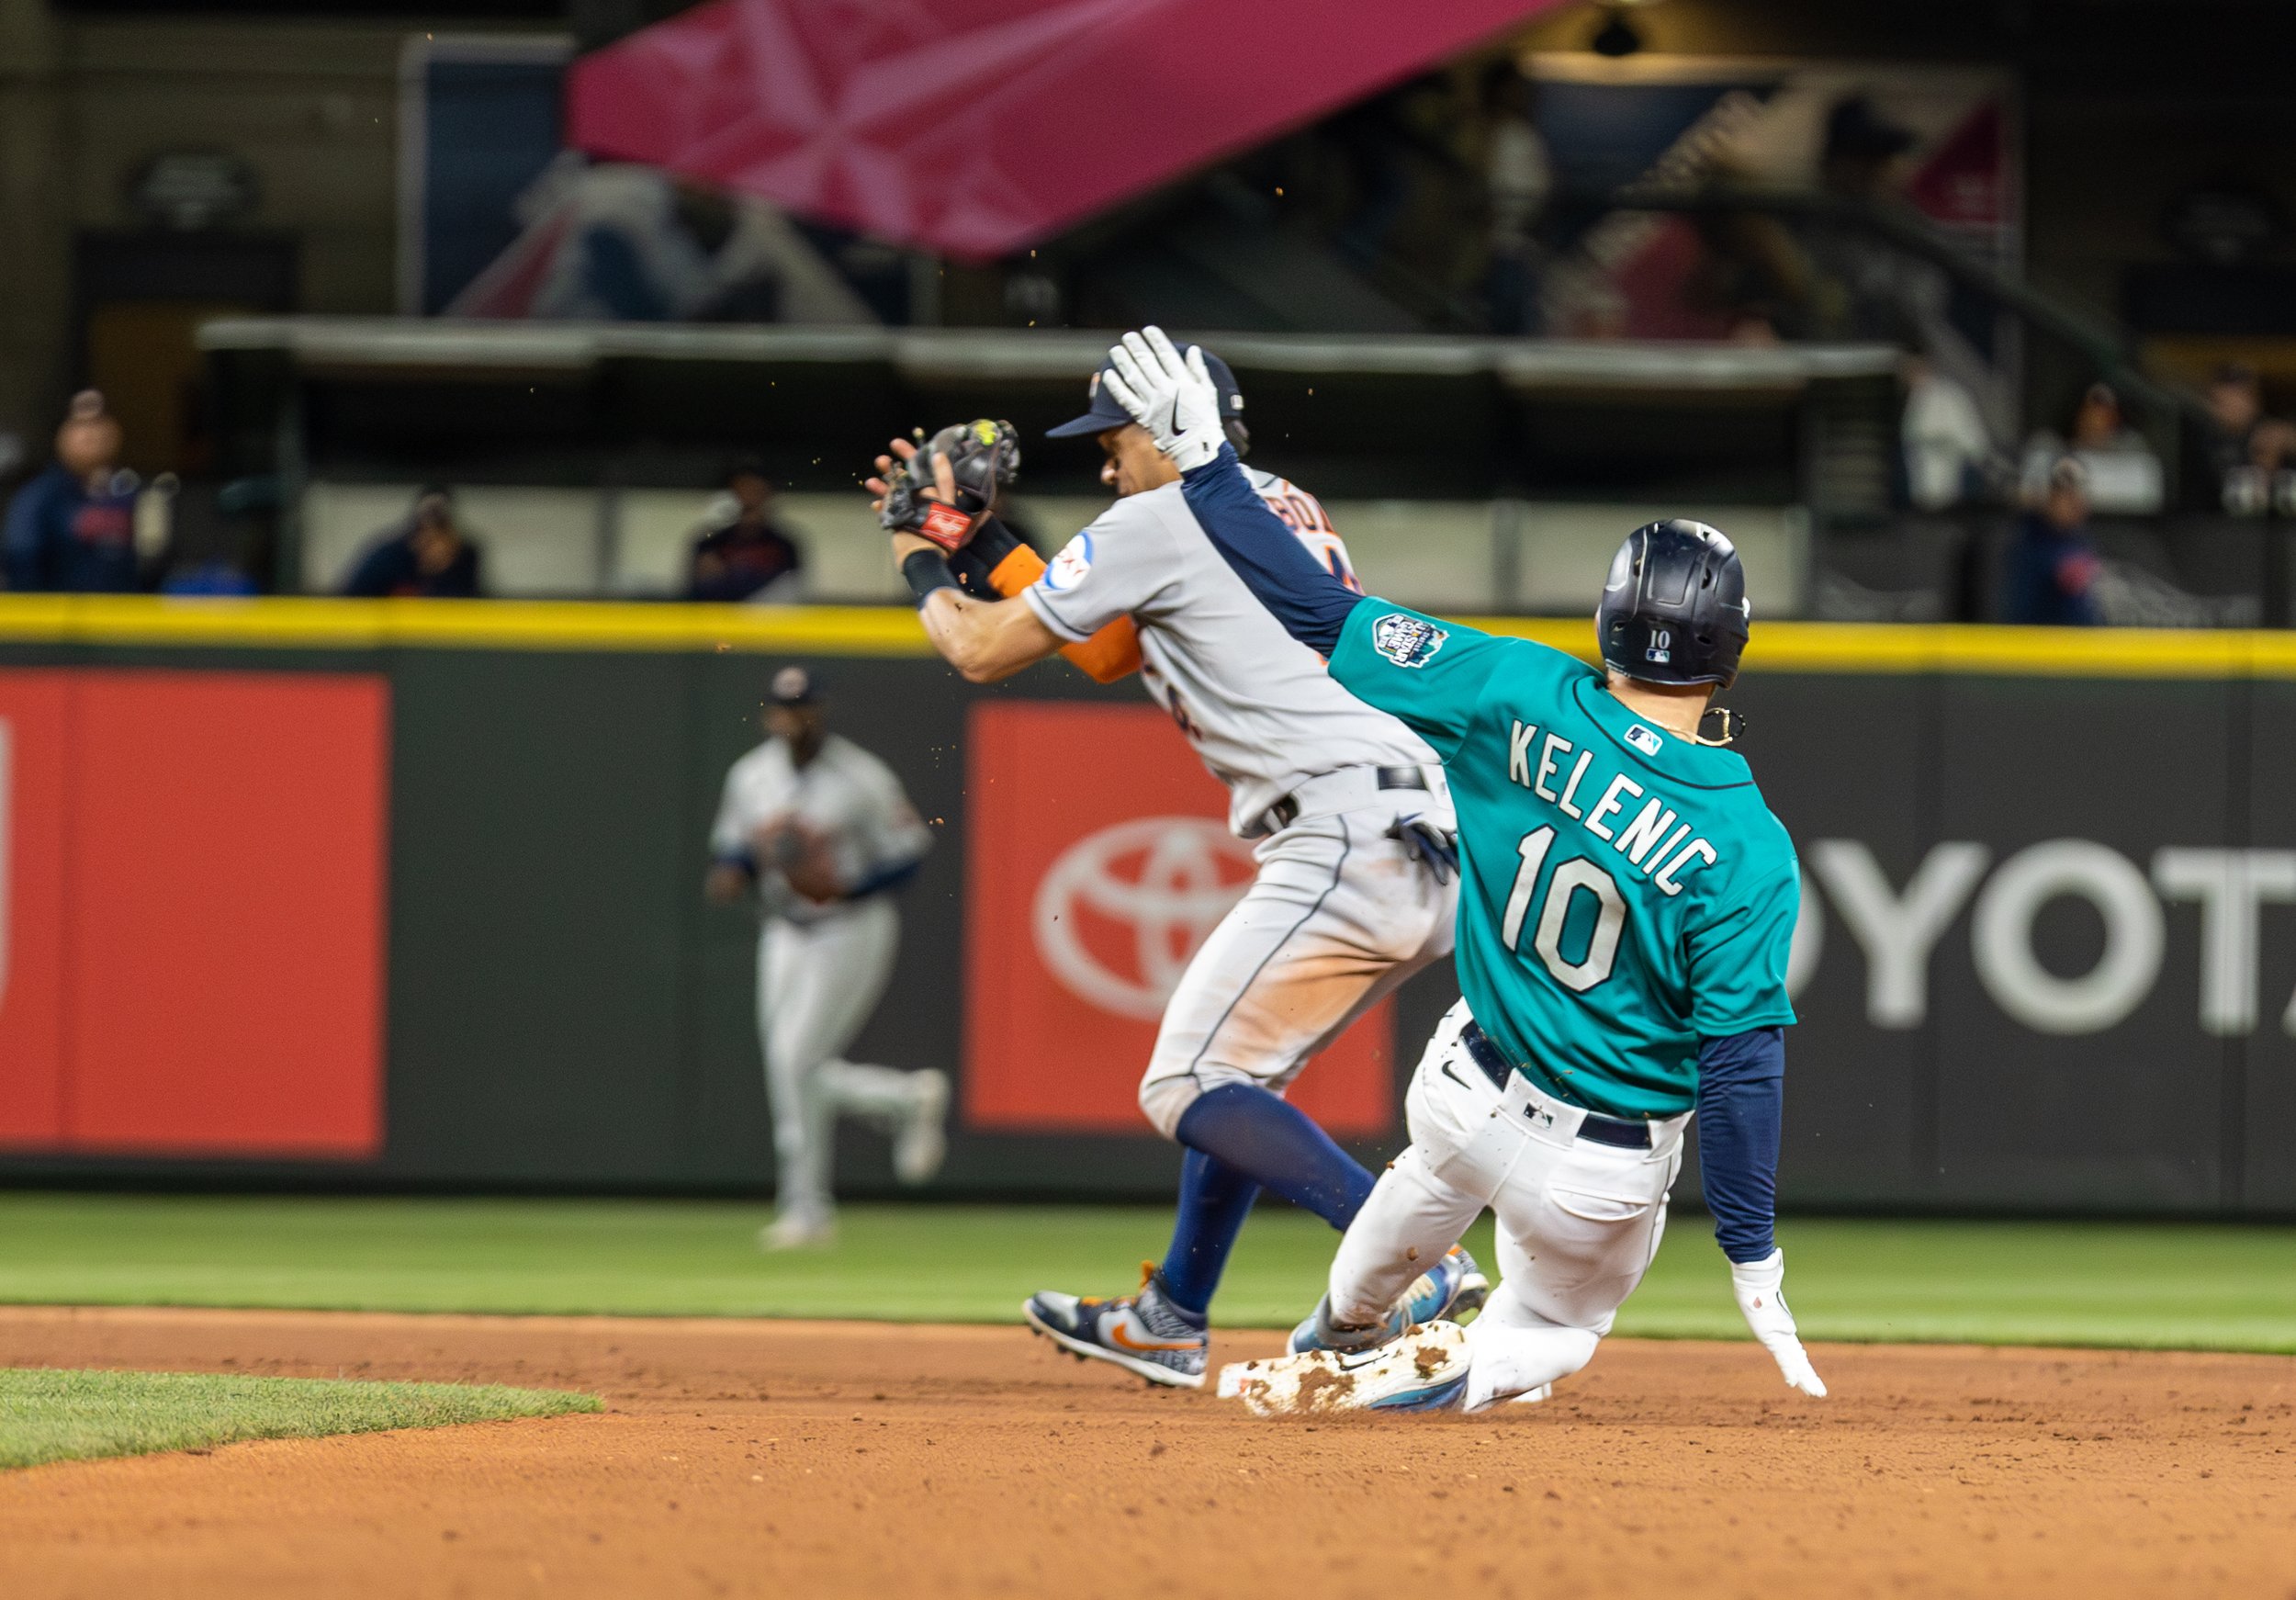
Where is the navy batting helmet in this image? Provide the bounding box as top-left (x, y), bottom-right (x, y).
top-left (1595, 519), bottom-right (1750, 689)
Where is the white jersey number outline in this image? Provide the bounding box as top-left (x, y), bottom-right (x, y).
top-left (1500, 826), bottom-right (1626, 993)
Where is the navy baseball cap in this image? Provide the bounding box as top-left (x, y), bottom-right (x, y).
top-left (1046, 344), bottom-right (1246, 439)
top-left (769, 664), bottom-right (821, 705)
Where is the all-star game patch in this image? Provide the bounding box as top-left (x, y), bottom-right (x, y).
top-left (1370, 612), bottom-right (1447, 669)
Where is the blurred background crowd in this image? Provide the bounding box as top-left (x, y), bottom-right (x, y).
top-left (3, 0), bottom-right (2294, 628)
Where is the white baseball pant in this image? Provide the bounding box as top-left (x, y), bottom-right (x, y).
top-left (1136, 798), bottom-right (1458, 1140)
top-left (760, 897), bottom-right (917, 1226)
top-left (1327, 998), bottom-right (1687, 1412)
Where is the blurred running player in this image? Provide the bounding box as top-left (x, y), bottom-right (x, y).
top-left (705, 665), bottom-right (948, 1250)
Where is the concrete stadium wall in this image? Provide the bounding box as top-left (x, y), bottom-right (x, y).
top-left (0, 597), bottom-right (2292, 1215)
top-left (293, 481), bottom-right (1811, 612)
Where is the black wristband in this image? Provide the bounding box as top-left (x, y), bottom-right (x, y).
top-left (968, 514), bottom-right (1023, 569)
top-left (946, 545), bottom-right (999, 600)
top-left (902, 547), bottom-right (960, 606)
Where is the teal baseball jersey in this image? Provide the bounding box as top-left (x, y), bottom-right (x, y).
top-left (1330, 604), bottom-right (1798, 1118)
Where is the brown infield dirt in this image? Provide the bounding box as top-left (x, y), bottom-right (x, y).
top-left (1, 1308), bottom-right (2292, 1599)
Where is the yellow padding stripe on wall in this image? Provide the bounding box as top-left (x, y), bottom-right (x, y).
top-left (1461, 616), bottom-right (2296, 678)
top-left (1, 596), bottom-right (2294, 677)
top-left (0, 597), bottom-right (936, 655)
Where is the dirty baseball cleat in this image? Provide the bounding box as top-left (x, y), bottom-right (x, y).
top-left (1288, 1245), bottom-right (1485, 1356)
top-left (1024, 1265), bottom-right (1209, 1389)
top-left (1220, 1321), bottom-right (1471, 1416)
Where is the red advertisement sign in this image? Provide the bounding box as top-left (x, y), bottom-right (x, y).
top-left (964, 701), bottom-right (1392, 1135)
top-left (0, 669), bottom-right (388, 1158)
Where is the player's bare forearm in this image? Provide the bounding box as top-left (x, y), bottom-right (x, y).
top-left (917, 584), bottom-right (1063, 683)
top-left (969, 529), bottom-right (1143, 682)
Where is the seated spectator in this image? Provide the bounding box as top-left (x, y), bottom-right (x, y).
top-left (2, 390), bottom-right (141, 592)
top-left (343, 487), bottom-right (485, 598)
top-left (2019, 382), bottom-right (2162, 514)
top-left (2003, 458), bottom-right (2102, 625)
top-left (2200, 361), bottom-right (2296, 513)
top-left (1901, 351), bottom-right (1995, 512)
top-left (688, 458), bottom-right (804, 602)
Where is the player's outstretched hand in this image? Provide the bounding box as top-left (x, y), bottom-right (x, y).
top-left (862, 434), bottom-right (923, 509)
top-left (1729, 1248), bottom-right (1828, 1397)
top-left (1103, 327), bottom-right (1224, 471)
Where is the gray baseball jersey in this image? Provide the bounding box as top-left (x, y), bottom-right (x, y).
top-left (711, 732), bottom-right (931, 925)
top-left (1021, 468), bottom-right (1436, 836)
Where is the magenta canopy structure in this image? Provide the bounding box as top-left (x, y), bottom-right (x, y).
top-left (567, 0), bottom-right (1563, 261)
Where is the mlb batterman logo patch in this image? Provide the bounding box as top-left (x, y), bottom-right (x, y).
top-left (1625, 724), bottom-right (1664, 757)
top-left (1371, 613), bottom-right (1446, 669)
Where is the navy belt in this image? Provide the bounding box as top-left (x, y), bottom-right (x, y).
top-left (1262, 767), bottom-right (1428, 833)
top-left (1460, 1021), bottom-right (1652, 1150)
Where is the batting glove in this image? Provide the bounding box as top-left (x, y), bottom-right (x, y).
top-left (1729, 1247), bottom-right (1828, 1397)
top-left (1103, 326), bottom-right (1225, 471)
top-left (1386, 814), bottom-right (1459, 885)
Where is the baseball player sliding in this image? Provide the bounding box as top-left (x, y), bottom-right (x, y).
top-left (866, 354), bottom-right (1484, 1388)
top-left (1102, 328), bottom-right (1825, 1414)
top-left (705, 665), bottom-right (948, 1251)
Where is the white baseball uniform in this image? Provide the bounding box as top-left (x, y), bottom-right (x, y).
top-left (711, 731), bottom-right (936, 1229)
top-left (1022, 468), bottom-right (1458, 1137)
top-left (1327, 998), bottom-right (1687, 1410)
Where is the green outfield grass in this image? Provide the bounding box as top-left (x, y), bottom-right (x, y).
top-left (0, 1367), bottom-right (599, 1470)
top-left (0, 1193), bottom-right (2290, 1353)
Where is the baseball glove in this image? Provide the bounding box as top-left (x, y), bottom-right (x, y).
top-left (757, 816), bottom-right (842, 904)
top-left (878, 418), bottom-right (1021, 552)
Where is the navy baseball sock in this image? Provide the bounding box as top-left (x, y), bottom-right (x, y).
top-left (1174, 1084), bottom-right (1377, 1234)
top-left (1156, 1149), bottom-right (1260, 1317)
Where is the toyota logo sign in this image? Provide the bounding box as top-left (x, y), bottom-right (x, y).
top-left (1032, 816), bottom-right (1255, 1020)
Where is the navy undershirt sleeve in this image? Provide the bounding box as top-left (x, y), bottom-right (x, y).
top-left (1694, 1026), bottom-right (1786, 1264)
top-left (1179, 445), bottom-right (1364, 655)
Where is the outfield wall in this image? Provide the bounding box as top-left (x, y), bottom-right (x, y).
top-left (1, 597), bottom-right (2293, 1215)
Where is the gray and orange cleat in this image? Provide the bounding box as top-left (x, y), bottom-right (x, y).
top-left (1025, 1264), bottom-right (1209, 1389)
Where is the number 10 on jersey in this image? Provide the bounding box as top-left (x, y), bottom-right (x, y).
top-left (1500, 827), bottom-right (1626, 993)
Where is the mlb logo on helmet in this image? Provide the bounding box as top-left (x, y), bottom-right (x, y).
top-left (1371, 613), bottom-right (1446, 669)
top-left (1645, 626), bottom-right (1673, 665)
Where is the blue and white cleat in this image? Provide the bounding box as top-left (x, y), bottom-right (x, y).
top-left (1409, 1245), bottom-right (1488, 1325)
top-left (1287, 1292), bottom-right (1406, 1357)
top-left (1024, 1265), bottom-right (1209, 1389)
top-left (1288, 1245), bottom-right (1486, 1356)
top-left (1219, 1321), bottom-right (1471, 1416)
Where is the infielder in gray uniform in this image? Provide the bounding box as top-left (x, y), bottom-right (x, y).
top-left (705, 665), bottom-right (947, 1250)
top-left (864, 353), bottom-right (1483, 1388)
